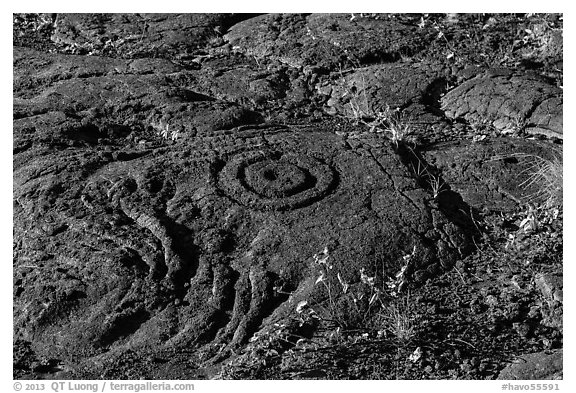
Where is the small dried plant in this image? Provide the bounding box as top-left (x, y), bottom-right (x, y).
top-left (429, 174), bottom-right (447, 200)
top-left (358, 106), bottom-right (417, 149)
top-left (313, 247), bottom-right (384, 331)
top-left (150, 119), bottom-right (180, 141)
top-left (410, 159), bottom-right (428, 180)
top-left (337, 66), bottom-right (416, 147)
top-left (378, 293), bottom-right (417, 343)
top-left (386, 246), bottom-right (417, 295)
top-left (313, 246), bottom-right (338, 323)
top-left (521, 155), bottom-right (563, 209)
top-left (310, 245), bottom-right (421, 336)
top-left (486, 152), bottom-right (562, 211)
top-left (406, 150), bottom-right (447, 200)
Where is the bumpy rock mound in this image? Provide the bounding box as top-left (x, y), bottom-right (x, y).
top-left (14, 124), bottom-right (473, 372)
top-left (534, 273), bottom-right (563, 333)
top-left (13, 48), bottom-right (262, 153)
top-left (319, 62), bottom-right (447, 117)
top-left (497, 349), bottom-right (562, 380)
top-left (51, 13), bottom-right (251, 58)
top-left (422, 139), bottom-right (562, 212)
top-left (441, 70), bottom-right (563, 139)
top-left (225, 14), bottom-right (432, 68)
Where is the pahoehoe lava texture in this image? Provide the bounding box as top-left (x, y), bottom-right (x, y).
top-left (422, 139), bottom-right (562, 212)
top-left (225, 14), bottom-right (432, 68)
top-left (441, 70), bottom-right (563, 139)
top-left (50, 13), bottom-right (255, 59)
top-left (321, 62), bottom-right (447, 117)
top-left (14, 124), bottom-right (473, 375)
top-left (14, 13), bottom-right (563, 380)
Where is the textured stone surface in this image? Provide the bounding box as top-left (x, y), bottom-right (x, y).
top-left (225, 14), bottom-right (432, 69)
top-left (185, 57), bottom-right (295, 111)
top-left (13, 48), bottom-right (263, 154)
top-left (422, 139), bottom-right (562, 212)
top-left (441, 70), bottom-right (563, 139)
top-left (498, 349), bottom-right (562, 380)
top-left (13, 13), bottom-right (563, 380)
top-left (319, 63), bottom-right (447, 119)
top-left (13, 124), bottom-right (474, 366)
top-left (51, 13), bottom-right (251, 58)
top-left (535, 273), bottom-right (563, 332)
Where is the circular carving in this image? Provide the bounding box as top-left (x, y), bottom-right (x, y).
top-left (219, 151), bottom-right (335, 210)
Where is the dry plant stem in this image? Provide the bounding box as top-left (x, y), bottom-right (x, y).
top-left (521, 156), bottom-right (562, 208)
top-left (384, 297), bottom-right (415, 342)
top-left (487, 152), bottom-right (562, 209)
top-left (430, 175), bottom-right (445, 199)
top-left (406, 146), bottom-right (446, 199)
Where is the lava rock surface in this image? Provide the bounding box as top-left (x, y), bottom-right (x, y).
top-left (13, 13), bottom-right (563, 381)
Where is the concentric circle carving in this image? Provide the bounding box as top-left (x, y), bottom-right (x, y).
top-left (218, 151), bottom-right (335, 210)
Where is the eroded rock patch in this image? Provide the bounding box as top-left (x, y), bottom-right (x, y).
top-left (319, 62), bottom-right (447, 118)
top-left (422, 138), bottom-right (562, 212)
top-left (14, 124), bottom-right (476, 373)
top-left (225, 14), bottom-right (432, 69)
top-left (441, 70), bottom-right (563, 139)
top-left (51, 13), bottom-right (253, 59)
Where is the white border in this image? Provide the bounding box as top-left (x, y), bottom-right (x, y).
top-left (3, 4), bottom-right (572, 392)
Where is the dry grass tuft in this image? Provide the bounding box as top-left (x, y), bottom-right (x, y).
top-left (522, 155), bottom-right (563, 209)
top-left (378, 294), bottom-right (416, 343)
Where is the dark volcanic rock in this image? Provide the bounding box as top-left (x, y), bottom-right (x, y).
top-left (319, 62), bottom-right (447, 118)
top-left (179, 57), bottom-right (292, 110)
top-left (13, 48), bottom-right (262, 150)
top-left (422, 138), bottom-right (561, 212)
top-left (13, 123), bottom-right (473, 372)
top-left (497, 349), bottom-right (562, 380)
top-left (441, 70), bottom-right (563, 139)
top-left (534, 273), bottom-right (563, 332)
top-left (225, 14), bottom-right (432, 69)
top-left (14, 47), bottom-right (181, 97)
top-left (13, 13), bottom-right (564, 380)
top-left (50, 13), bottom-right (251, 58)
